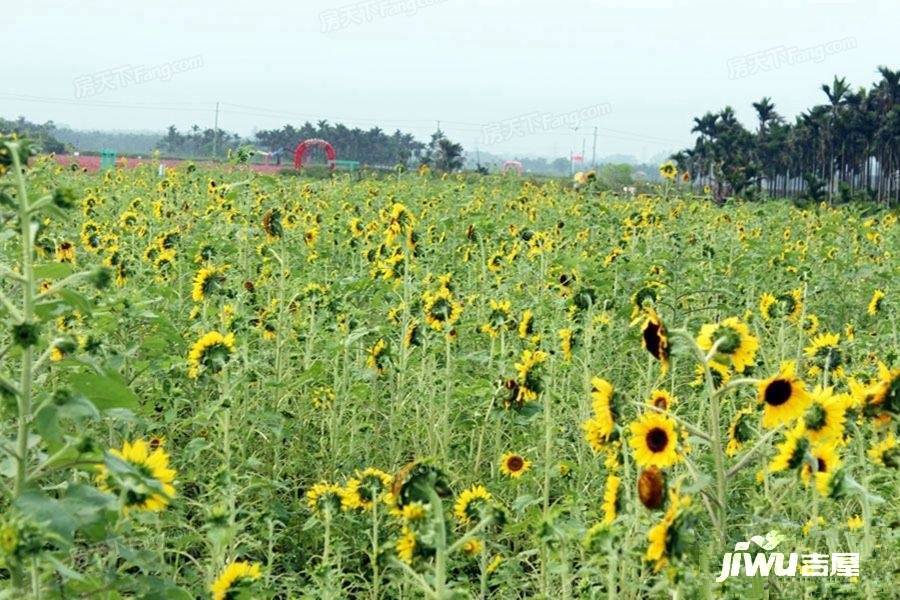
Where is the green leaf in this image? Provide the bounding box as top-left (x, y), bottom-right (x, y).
top-left (14, 490), bottom-right (78, 545)
top-left (68, 370), bottom-right (139, 411)
top-left (58, 289), bottom-right (93, 316)
top-left (34, 263), bottom-right (74, 279)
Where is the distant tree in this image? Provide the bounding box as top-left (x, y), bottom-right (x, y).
top-left (422, 129), bottom-right (464, 172)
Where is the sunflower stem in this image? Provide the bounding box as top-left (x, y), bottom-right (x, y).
top-left (11, 143), bottom-right (34, 499)
top-left (424, 486), bottom-right (448, 598)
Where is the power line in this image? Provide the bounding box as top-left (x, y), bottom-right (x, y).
top-left (0, 92), bottom-right (684, 147)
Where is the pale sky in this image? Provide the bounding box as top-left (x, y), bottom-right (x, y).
top-left (3, 0), bottom-right (896, 160)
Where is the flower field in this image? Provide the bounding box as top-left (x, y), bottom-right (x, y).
top-left (1, 141), bottom-right (898, 598)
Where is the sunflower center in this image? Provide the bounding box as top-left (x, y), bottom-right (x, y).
top-left (764, 379), bottom-right (792, 407)
top-left (506, 456), bottom-right (524, 472)
top-left (646, 428), bottom-right (669, 452)
top-left (817, 458), bottom-right (827, 472)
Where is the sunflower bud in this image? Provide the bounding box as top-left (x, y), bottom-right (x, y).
top-left (12, 321), bottom-right (40, 348)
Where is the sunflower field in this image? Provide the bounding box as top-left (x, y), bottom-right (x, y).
top-left (1, 137), bottom-right (898, 599)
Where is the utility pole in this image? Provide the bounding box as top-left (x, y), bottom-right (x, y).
top-left (591, 126), bottom-right (598, 168)
top-left (212, 101), bottom-right (220, 159)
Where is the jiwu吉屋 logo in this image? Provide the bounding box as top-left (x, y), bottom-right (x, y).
top-left (716, 531), bottom-right (859, 582)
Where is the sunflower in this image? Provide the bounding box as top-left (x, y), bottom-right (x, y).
top-left (191, 265), bottom-right (227, 302)
top-left (658, 162), bottom-right (677, 181)
top-left (638, 467), bottom-right (666, 510)
top-left (867, 362), bottom-right (900, 417)
top-left (211, 561), bottom-right (262, 600)
top-left (867, 433), bottom-right (898, 468)
top-left (759, 289), bottom-right (803, 322)
top-left (367, 338), bottom-right (389, 373)
top-left (55, 241), bottom-right (76, 263)
top-left (692, 360), bottom-right (731, 390)
top-left (398, 501), bottom-right (428, 522)
top-left (422, 286), bottom-right (462, 332)
top-left (518, 309), bottom-right (535, 339)
top-left (480, 299), bottom-right (512, 337)
top-left (601, 474), bottom-right (621, 524)
top-left (583, 377), bottom-right (617, 451)
top-left (767, 422), bottom-right (809, 473)
top-left (400, 320), bottom-right (421, 348)
top-left (697, 317), bottom-right (758, 373)
top-left (513, 349), bottom-right (547, 403)
top-left (640, 308), bottom-right (670, 374)
top-left (462, 538), bottom-right (484, 557)
top-left (645, 492), bottom-right (691, 572)
top-left (804, 333), bottom-right (843, 379)
top-left (187, 331), bottom-right (235, 379)
top-left (757, 361), bottom-right (810, 428)
top-left (499, 452), bottom-right (531, 479)
top-left (558, 328), bottom-right (575, 361)
top-left (801, 313), bottom-right (820, 336)
top-left (725, 406), bottom-right (756, 457)
top-left (95, 439), bottom-right (176, 512)
top-left (262, 208), bottom-right (283, 239)
top-left (648, 389), bottom-right (676, 411)
top-left (803, 386), bottom-right (847, 444)
top-left (867, 289), bottom-right (885, 316)
top-left (630, 282), bottom-right (662, 320)
top-left (629, 413), bottom-right (680, 468)
top-left (306, 482), bottom-right (343, 516)
top-left (800, 443), bottom-right (841, 496)
top-left (453, 484), bottom-right (493, 523)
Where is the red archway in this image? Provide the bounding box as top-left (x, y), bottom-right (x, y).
top-left (294, 138), bottom-right (336, 170)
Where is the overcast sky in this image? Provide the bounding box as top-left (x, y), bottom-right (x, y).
top-left (3, 0), bottom-right (895, 160)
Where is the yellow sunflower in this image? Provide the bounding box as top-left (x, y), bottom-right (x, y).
top-left (803, 386), bottom-right (847, 444)
top-left (453, 484), bottom-right (493, 523)
top-left (767, 422), bottom-right (809, 473)
top-left (645, 492), bottom-right (691, 572)
top-left (396, 527), bottom-right (417, 564)
top-left (628, 413), bottom-right (680, 468)
top-left (867, 433), bottom-right (898, 468)
top-left (648, 389), bottom-right (676, 411)
top-left (558, 328), bottom-right (575, 361)
top-left (757, 361), bottom-right (810, 428)
top-left (422, 286), bottom-right (462, 332)
top-left (211, 561), bottom-right (262, 600)
top-left (867, 361), bottom-right (899, 416)
top-left (601, 474), bottom-right (621, 525)
top-left (187, 331), bottom-right (235, 379)
top-left (867, 289), bottom-right (885, 316)
top-left (191, 265), bottom-right (227, 302)
top-left (726, 406), bottom-right (756, 457)
top-left (306, 482), bottom-right (343, 516)
top-left (499, 452), bottom-right (531, 479)
top-left (462, 538), bottom-right (484, 558)
top-left (800, 443), bottom-right (841, 496)
top-left (640, 308), bottom-right (670, 374)
top-left (658, 161), bottom-right (677, 181)
top-left (95, 439), bottom-right (176, 512)
top-left (697, 317), bottom-right (758, 373)
top-left (759, 289), bottom-right (803, 322)
top-left (804, 332), bottom-right (843, 379)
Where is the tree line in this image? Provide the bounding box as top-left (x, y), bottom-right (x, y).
top-left (672, 66), bottom-right (899, 205)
